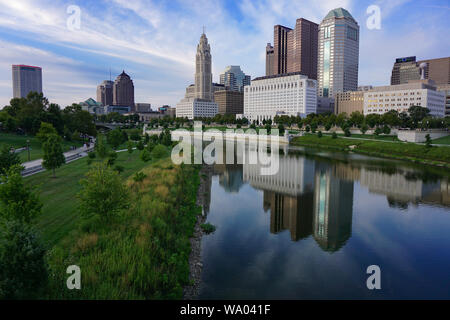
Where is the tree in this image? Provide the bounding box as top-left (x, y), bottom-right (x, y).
top-left (0, 145), bottom-right (21, 175)
top-left (349, 111), bottom-right (364, 127)
top-left (107, 129), bottom-right (125, 150)
top-left (383, 125), bottom-right (391, 135)
top-left (140, 149), bottom-right (151, 162)
top-left (0, 220), bottom-right (47, 299)
top-left (332, 132), bottom-right (338, 139)
top-left (317, 131), bottom-right (323, 138)
top-left (151, 145), bottom-right (167, 159)
top-left (95, 134), bottom-right (108, 159)
top-left (0, 166), bottom-right (42, 224)
top-left (42, 134), bottom-right (65, 177)
top-left (278, 124), bottom-right (285, 136)
top-left (361, 123), bottom-right (369, 135)
top-left (425, 134), bottom-right (432, 148)
top-left (127, 140), bottom-right (134, 160)
top-left (78, 162), bottom-right (130, 221)
top-left (36, 122), bottom-right (58, 143)
top-left (408, 105), bottom-right (430, 128)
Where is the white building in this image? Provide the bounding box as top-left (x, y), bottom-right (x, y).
top-left (176, 98), bottom-right (218, 119)
top-left (242, 72), bottom-right (317, 123)
top-left (318, 8), bottom-right (359, 98)
top-left (363, 81), bottom-right (445, 117)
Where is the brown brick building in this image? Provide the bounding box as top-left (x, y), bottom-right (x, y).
top-left (334, 90), bottom-right (364, 115)
top-left (391, 56), bottom-right (450, 86)
top-left (266, 18), bottom-right (318, 80)
top-left (214, 90), bottom-right (243, 115)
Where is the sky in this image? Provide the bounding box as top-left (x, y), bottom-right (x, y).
top-left (0, 0), bottom-right (449, 109)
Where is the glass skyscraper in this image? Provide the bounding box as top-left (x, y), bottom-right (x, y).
top-left (318, 8), bottom-right (359, 98)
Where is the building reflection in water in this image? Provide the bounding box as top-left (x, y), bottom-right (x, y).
top-left (208, 146), bottom-right (448, 252)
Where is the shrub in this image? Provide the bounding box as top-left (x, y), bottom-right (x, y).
top-left (318, 131), bottom-right (323, 138)
top-left (88, 152), bottom-right (96, 159)
top-left (332, 132), bottom-right (338, 139)
top-left (114, 165), bottom-right (124, 174)
top-left (151, 145), bottom-right (167, 159)
top-left (201, 223), bottom-right (216, 234)
top-left (0, 220), bottom-right (48, 299)
top-left (344, 128), bottom-right (351, 137)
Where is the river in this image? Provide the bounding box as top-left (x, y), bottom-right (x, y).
top-left (196, 145), bottom-right (450, 299)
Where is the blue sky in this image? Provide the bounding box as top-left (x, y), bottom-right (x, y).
top-left (0, 0), bottom-right (449, 109)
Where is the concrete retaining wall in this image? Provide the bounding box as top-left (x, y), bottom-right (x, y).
top-left (397, 130), bottom-right (449, 143)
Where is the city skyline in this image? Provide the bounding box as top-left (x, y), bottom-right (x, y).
top-left (0, 0), bottom-right (449, 109)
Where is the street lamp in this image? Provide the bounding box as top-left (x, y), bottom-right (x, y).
top-left (27, 139), bottom-right (30, 161)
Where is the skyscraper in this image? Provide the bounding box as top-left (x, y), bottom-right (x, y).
top-left (113, 70), bottom-right (135, 110)
top-left (96, 80), bottom-right (113, 106)
top-left (318, 8), bottom-right (359, 98)
top-left (287, 18), bottom-right (318, 79)
top-left (219, 66), bottom-right (251, 92)
top-left (265, 19), bottom-right (318, 79)
top-left (176, 32), bottom-right (218, 119)
top-left (195, 32), bottom-right (213, 101)
top-left (12, 65), bottom-right (42, 98)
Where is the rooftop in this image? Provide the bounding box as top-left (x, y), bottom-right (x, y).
top-left (323, 8), bottom-right (355, 21)
top-left (252, 72), bottom-right (307, 82)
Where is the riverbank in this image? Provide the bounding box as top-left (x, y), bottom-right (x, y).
top-left (43, 156), bottom-right (202, 299)
top-left (183, 165), bottom-right (211, 299)
top-left (291, 135), bottom-right (450, 168)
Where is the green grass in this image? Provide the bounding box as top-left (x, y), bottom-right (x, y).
top-left (25, 150), bottom-right (151, 246)
top-left (45, 159), bottom-right (201, 299)
top-left (291, 135), bottom-right (450, 167)
top-left (432, 135), bottom-right (450, 145)
top-left (0, 133), bottom-right (82, 162)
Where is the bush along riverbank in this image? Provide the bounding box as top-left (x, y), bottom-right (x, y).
top-left (291, 135), bottom-right (450, 168)
top-left (45, 160), bottom-right (202, 299)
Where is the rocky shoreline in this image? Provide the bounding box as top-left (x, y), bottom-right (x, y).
top-left (183, 165), bottom-right (212, 300)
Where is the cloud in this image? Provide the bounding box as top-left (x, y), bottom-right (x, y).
top-left (0, 0), bottom-right (447, 108)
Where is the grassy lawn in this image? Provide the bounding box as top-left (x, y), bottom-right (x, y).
top-left (44, 156), bottom-right (201, 299)
top-left (25, 149), bottom-right (151, 246)
top-left (291, 135), bottom-right (450, 166)
top-left (0, 132), bottom-right (82, 162)
top-left (318, 132), bottom-right (399, 141)
top-left (432, 135), bottom-right (450, 145)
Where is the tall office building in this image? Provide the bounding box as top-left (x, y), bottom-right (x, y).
top-left (113, 71), bottom-right (135, 110)
top-left (219, 66), bottom-right (251, 92)
top-left (195, 32), bottom-right (213, 101)
top-left (318, 8), bottom-right (359, 98)
top-left (266, 43), bottom-right (274, 76)
top-left (265, 19), bottom-right (318, 79)
top-left (286, 18), bottom-right (318, 79)
top-left (391, 56), bottom-right (450, 86)
top-left (12, 65), bottom-right (42, 98)
top-left (96, 80), bottom-right (113, 106)
top-left (176, 32), bottom-right (218, 119)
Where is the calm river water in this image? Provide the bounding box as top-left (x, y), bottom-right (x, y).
top-left (197, 145), bottom-right (450, 299)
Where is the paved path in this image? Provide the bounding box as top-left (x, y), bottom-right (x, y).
top-left (21, 144), bottom-right (94, 177)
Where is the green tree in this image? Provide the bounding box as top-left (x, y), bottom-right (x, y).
top-left (0, 166), bottom-right (42, 224)
top-left (140, 149), bottom-right (151, 162)
top-left (408, 105), bottom-right (430, 128)
top-left (36, 122), bottom-right (58, 143)
top-left (78, 162), bottom-right (130, 221)
top-left (151, 145), bottom-right (167, 159)
top-left (360, 123), bottom-right (369, 135)
top-left (332, 132), bottom-right (338, 139)
top-left (278, 124), bottom-right (285, 136)
top-left (42, 134), bottom-right (65, 177)
top-left (0, 220), bottom-right (47, 299)
top-left (0, 145), bottom-right (21, 175)
top-left (95, 134), bottom-right (108, 159)
top-left (127, 140), bottom-right (134, 160)
top-left (107, 129), bottom-right (125, 150)
top-left (317, 131), bottom-right (323, 138)
top-left (425, 134), bottom-right (432, 148)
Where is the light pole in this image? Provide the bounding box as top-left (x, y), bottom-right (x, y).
top-left (27, 139), bottom-right (30, 161)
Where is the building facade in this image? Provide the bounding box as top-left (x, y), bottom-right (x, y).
top-left (436, 84), bottom-right (450, 116)
top-left (391, 56), bottom-right (450, 86)
top-left (12, 65), bottom-right (42, 98)
top-left (334, 90), bottom-right (364, 114)
top-left (265, 19), bottom-right (318, 80)
top-left (242, 72), bottom-right (317, 123)
top-left (214, 90), bottom-right (244, 115)
top-left (113, 71), bottom-right (135, 110)
top-left (363, 81), bottom-right (445, 117)
top-left (176, 99), bottom-right (218, 119)
top-left (96, 80), bottom-right (113, 106)
top-left (318, 8), bottom-right (359, 98)
top-left (219, 66), bottom-right (251, 92)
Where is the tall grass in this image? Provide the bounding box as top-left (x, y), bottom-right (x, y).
top-left (45, 160), bottom-right (201, 299)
